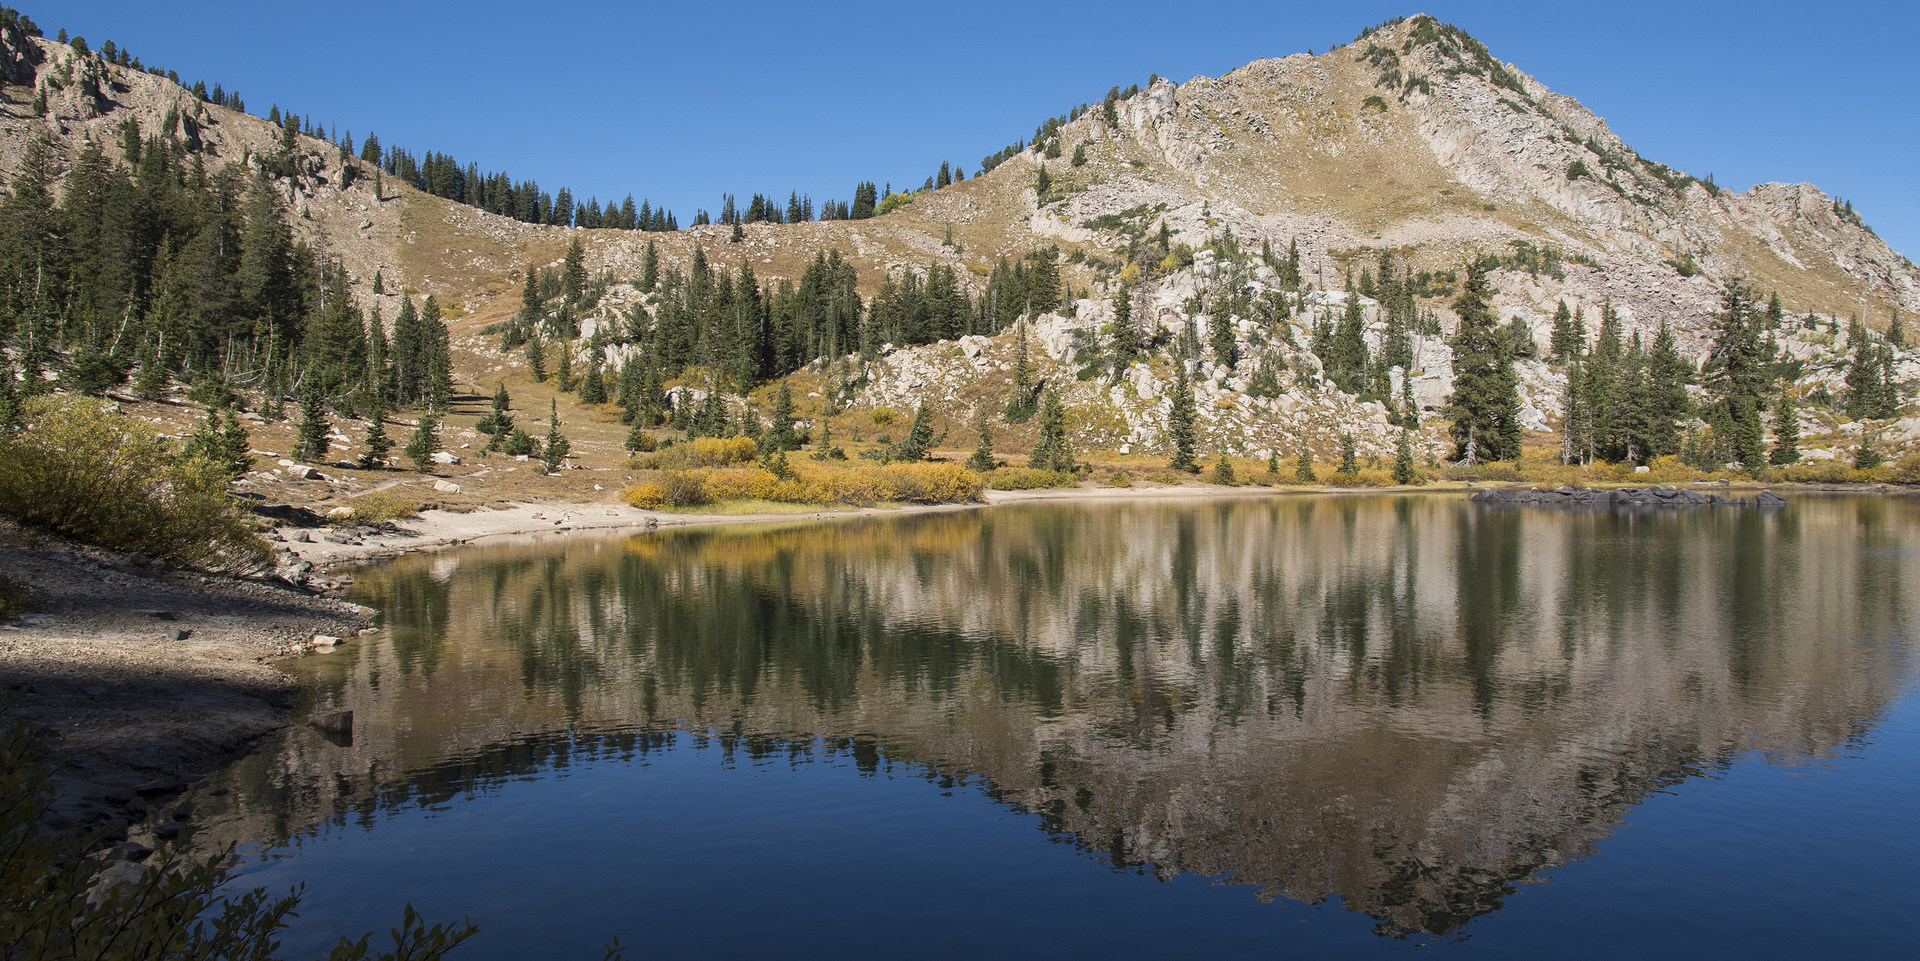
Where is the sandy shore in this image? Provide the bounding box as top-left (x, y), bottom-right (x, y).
top-left (279, 484), bottom-right (1316, 571)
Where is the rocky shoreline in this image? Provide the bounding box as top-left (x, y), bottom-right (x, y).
top-left (1471, 485), bottom-right (1789, 507)
top-left (0, 521), bottom-right (370, 845)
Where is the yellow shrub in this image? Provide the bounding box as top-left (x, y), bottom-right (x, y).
top-left (870, 408), bottom-right (897, 427)
top-left (877, 463), bottom-right (985, 503)
top-left (1892, 453), bottom-right (1920, 485)
top-left (985, 467), bottom-right (1079, 490)
top-left (1628, 456), bottom-right (1695, 484)
top-left (348, 491), bottom-right (417, 525)
top-left (702, 467), bottom-right (783, 501)
top-left (687, 437), bottom-right (758, 467)
top-left (1780, 460), bottom-right (1862, 484)
top-left (656, 471), bottom-right (712, 506)
top-left (630, 436), bottom-right (758, 470)
top-left (622, 483), bottom-right (665, 510)
top-left (1108, 470), bottom-right (1132, 487)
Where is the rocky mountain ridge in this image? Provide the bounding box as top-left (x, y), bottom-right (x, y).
top-left (5, 13), bottom-right (1917, 462)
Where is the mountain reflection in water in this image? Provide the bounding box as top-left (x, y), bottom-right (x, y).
top-left (207, 495), bottom-right (1918, 939)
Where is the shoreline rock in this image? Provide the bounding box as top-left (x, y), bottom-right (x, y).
top-left (1471, 485), bottom-right (1788, 508)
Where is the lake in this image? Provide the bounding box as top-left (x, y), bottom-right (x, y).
top-left (199, 494), bottom-right (1920, 959)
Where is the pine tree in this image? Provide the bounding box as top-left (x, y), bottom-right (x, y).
top-left (1561, 360), bottom-right (1590, 465)
top-left (183, 409), bottom-right (227, 474)
top-left (404, 413), bottom-right (439, 471)
top-left (1323, 289), bottom-right (1371, 393)
top-left (1035, 164), bottom-right (1052, 197)
top-left (502, 427), bottom-right (536, 457)
top-left (1845, 335), bottom-right (1896, 420)
top-left (1209, 452), bottom-right (1236, 485)
top-left (360, 414), bottom-right (394, 469)
top-left (1393, 428), bottom-right (1417, 484)
top-left (1584, 301), bottom-right (1626, 460)
top-left (967, 408), bottom-right (996, 472)
top-left (641, 240), bottom-right (659, 292)
top-left (562, 237), bottom-right (586, 306)
top-left (1108, 280), bottom-right (1139, 365)
top-left (1338, 433), bottom-right (1358, 475)
top-left (1769, 387), bottom-right (1801, 466)
top-left (1028, 388), bottom-right (1074, 472)
top-left (579, 357), bottom-right (607, 404)
top-left (811, 423), bottom-right (847, 461)
top-left (1005, 315), bottom-right (1038, 422)
top-left (1443, 262), bottom-right (1522, 463)
top-left (525, 328), bottom-right (546, 382)
top-left (767, 379), bottom-right (799, 450)
top-left (1167, 367), bottom-right (1198, 471)
top-left (133, 340), bottom-right (167, 400)
top-left (0, 361), bottom-right (19, 432)
top-left (294, 388), bottom-right (330, 463)
top-left (1548, 299), bottom-right (1581, 360)
top-left (219, 410), bottom-right (253, 478)
top-left (1703, 279), bottom-right (1773, 469)
top-left (1209, 304), bottom-right (1236, 370)
top-left (1890, 310), bottom-right (1906, 348)
top-left (1642, 321), bottom-right (1694, 459)
top-left (542, 399), bottom-right (571, 473)
top-left (1294, 440), bottom-right (1317, 483)
top-left (888, 402), bottom-right (936, 462)
top-left (1855, 431), bottom-right (1884, 470)
top-left (476, 382), bottom-right (514, 443)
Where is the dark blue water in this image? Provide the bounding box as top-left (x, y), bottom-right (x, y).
top-left (205, 495), bottom-right (1920, 958)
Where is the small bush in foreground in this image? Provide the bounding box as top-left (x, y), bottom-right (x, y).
top-left (0, 398), bottom-right (268, 571)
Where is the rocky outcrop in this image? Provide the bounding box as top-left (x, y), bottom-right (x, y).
top-left (1472, 485), bottom-right (1788, 508)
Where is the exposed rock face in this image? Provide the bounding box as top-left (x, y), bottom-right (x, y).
top-left (3, 17), bottom-right (1914, 462)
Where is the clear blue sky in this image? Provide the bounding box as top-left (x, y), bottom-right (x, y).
top-left (42, 1), bottom-right (1920, 257)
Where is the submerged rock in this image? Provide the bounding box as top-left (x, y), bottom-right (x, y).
top-left (1471, 486), bottom-right (1789, 508)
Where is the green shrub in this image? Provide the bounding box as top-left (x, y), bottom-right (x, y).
top-left (655, 470), bottom-right (712, 506)
top-left (0, 398), bottom-right (268, 571)
top-left (348, 491), bottom-right (418, 526)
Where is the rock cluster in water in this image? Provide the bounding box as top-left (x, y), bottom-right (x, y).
top-left (1471, 486), bottom-right (1787, 508)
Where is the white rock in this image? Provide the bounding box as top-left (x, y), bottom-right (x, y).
top-left (430, 451), bottom-right (461, 465)
top-left (432, 479), bottom-right (461, 493)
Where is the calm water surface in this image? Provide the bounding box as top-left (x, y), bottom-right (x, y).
top-left (201, 494), bottom-right (1920, 958)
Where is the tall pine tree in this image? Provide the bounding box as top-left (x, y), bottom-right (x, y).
top-left (1443, 262), bottom-right (1521, 463)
